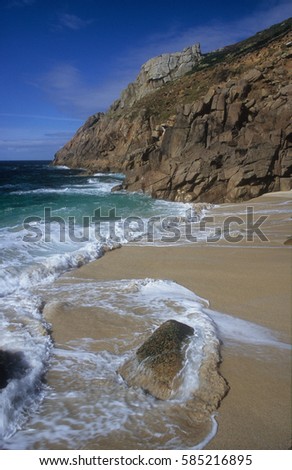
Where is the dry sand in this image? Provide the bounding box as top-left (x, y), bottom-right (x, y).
top-left (57, 193), bottom-right (292, 449)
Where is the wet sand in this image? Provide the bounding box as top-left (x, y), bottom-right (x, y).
top-left (55, 193), bottom-right (292, 449)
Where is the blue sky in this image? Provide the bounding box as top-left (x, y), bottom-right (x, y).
top-left (0, 0), bottom-right (291, 161)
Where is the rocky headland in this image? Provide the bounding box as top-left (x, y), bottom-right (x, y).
top-left (53, 19), bottom-right (292, 203)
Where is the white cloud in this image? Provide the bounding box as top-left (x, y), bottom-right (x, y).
top-left (36, 1), bottom-right (292, 118)
top-left (0, 117), bottom-right (79, 160)
top-left (0, 131), bottom-right (75, 160)
top-left (0, 112), bottom-right (82, 122)
top-left (122, 0), bottom-right (292, 59)
top-left (55, 13), bottom-right (94, 31)
top-left (0, 137), bottom-right (66, 149)
top-left (5, 0), bottom-right (36, 8)
top-left (114, 1), bottom-right (292, 97)
top-left (35, 63), bottom-right (130, 117)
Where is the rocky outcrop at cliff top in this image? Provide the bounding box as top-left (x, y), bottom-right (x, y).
top-left (53, 19), bottom-right (292, 203)
top-left (118, 44), bottom-right (201, 109)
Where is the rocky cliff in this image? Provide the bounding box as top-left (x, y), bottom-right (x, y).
top-left (53, 19), bottom-right (292, 203)
top-left (118, 43), bottom-right (201, 108)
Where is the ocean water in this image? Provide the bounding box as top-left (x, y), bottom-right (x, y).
top-left (0, 161), bottom-right (200, 295)
top-left (0, 160), bottom-right (290, 449)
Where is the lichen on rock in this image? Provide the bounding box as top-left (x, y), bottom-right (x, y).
top-left (118, 319), bottom-right (229, 417)
top-left (118, 320), bottom-right (194, 400)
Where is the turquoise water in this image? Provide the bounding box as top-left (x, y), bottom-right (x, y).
top-left (0, 160), bottom-right (192, 296)
top-left (1, 160), bottom-right (181, 227)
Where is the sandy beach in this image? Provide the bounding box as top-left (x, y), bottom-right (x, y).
top-left (50, 193), bottom-right (292, 450)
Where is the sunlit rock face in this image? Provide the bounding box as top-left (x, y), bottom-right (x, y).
top-left (118, 44), bottom-right (202, 108)
top-left (118, 320), bottom-right (195, 400)
top-left (118, 318), bottom-right (229, 420)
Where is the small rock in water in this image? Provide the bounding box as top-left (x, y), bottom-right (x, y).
top-left (118, 319), bottom-right (194, 400)
top-left (118, 318), bottom-right (229, 418)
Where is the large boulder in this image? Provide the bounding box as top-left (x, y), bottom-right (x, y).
top-left (118, 320), bottom-right (194, 400)
top-left (118, 318), bottom-right (229, 419)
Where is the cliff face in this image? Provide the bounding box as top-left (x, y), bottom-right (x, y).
top-left (53, 19), bottom-right (292, 203)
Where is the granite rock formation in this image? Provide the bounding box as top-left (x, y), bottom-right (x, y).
top-left (118, 319), bottom-right (194, 400)
top-left (118, 44), bottom-right (201, 108)
top-left (53, 19), bottom-right (292, 203)
top-left (118, 319), bottom-right (229, 417)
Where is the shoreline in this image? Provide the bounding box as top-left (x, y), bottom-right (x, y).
top-left (49, 192), bottom-right (292, 449)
